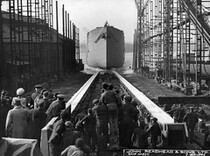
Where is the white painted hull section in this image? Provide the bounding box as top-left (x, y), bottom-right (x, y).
top-left (86, 25), bottom-right (124, 69)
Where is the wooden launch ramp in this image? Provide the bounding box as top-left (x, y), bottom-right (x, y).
top-left (40, 71), bottom-right (189, 156)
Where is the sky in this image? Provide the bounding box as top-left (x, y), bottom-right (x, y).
top-left (2, 0), bottom-right (137, 44)
top-left (57, 0), bottom-right (137, 43)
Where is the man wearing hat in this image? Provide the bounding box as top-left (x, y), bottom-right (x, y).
top-left (0, 90), bottom-right (12, 106)
top-left (46, 94), bottom-right (66, 122)
top-left (0, 90), bottom-right (13, 137)
top-left (100, 82), bottom-right (121, 107)
top-left (100, 83), bottom-right (121, 149)
top-left (30, 99), bottom-right (47, 145)
top-left (146, 117), bottom-right (161, 148)
top-left (30, 84), bottom-right (42, 108)
top-left (61, 138), bottom-right (91, 156)
top-left (11, 88), bottom-right (27, 108)
top-left (49, 111), bottom-right (68, 156)
top-left (5, 99), bottom-right (30, 138)
top-left (183, 107), bottom-right (198, 142)
top-left (42, 91), bottom-right (52, 111)
top-left (119, 95), bottom-right (138, 148)
top-left (34, 89), bottom-right (46, 108)
top-left (92, 98), bottom-right (109, 150)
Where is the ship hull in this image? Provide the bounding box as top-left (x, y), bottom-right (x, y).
top-left (86, 25), bottom-right (124, 69)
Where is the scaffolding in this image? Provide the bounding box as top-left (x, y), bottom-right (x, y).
top-left (0, 0), bottom-right (80, 94)
top-left (134, 0), bottom-right (210, 95)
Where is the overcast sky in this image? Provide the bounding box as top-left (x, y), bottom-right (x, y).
top-left (58, 0), bottom-right (137, 43)
top-left (2, 0), bottom-right (137, 44)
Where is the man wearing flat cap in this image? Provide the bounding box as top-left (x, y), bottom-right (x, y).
top-left (119, 95), bottom-right (138, 148)
top-left (46, 94), bottom-right (66, 122)
top-left (92, 98), bottom-right (109, 150)
top-left (183, 107), bottom-right (198, 142)
top-left (146, 117), bottom-right (161, 148)
top-left (42, 91), bottom-right (52, 111)
top-left (30, 99), bottom-right (47, 146)
top-left (30, 84), bottom-right (42, 108)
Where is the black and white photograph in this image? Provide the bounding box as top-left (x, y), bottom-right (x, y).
top-left (0, 0), bottom-right (210, 155)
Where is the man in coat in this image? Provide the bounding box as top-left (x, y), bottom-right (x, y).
top-left (11, 88), bottom-right (27, 108)
top-left (61, 138), bottom-right (91, 156)
top-left (92, 99), bottom-right (109, 150)
top-left (79, 108), bottom-right (96, 151)
top-left (146, 117), bottom-right (161, 148)
top-left (46, 94), bottom-right (66, 122)
top-left (100, 83), bottom-right (121, 107)
top-left (119, 95), bottom-right (138, 148)
top-left (30, 99), bottom-right (47, 146)
top-left (5, 99), bottom-right (30, 138)
top-left (30, 84), bottom-right (42, 108)
top-left (100, 83), bottom-right (121, 149)
top-left (48, 111), bottom-right (68, 156)
top-left (42, 91), bottom-right (52, 111)
top-left (0, 90), bottom-right (13, 137)
top-left (183, 107), bottom-right (198, 142)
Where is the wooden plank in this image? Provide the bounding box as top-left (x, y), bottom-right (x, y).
top-left (113, 71), bottom-right (174, 125)
top-left (40, 72), bottom-right (99, 156)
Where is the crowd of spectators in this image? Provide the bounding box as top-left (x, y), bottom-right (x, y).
top-left (1, 78), bottom-right (209, 156)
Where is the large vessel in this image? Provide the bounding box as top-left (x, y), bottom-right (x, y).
top-left (86, 22), bottom-right (125, 69)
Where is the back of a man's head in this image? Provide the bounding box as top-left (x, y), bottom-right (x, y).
top-left (75, 138), bottom-right (85, 148)
top-left (61, 111), bottom-right (69, 121)
top-left (14, 99), bottom-right (21, 106)
top-left (124, 95), bottom-right (132, 103)
top-left (102, 82), bottom-right (109, 90)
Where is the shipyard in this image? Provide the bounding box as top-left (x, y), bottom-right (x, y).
top-left (1, 0), bottom-right (210, 156)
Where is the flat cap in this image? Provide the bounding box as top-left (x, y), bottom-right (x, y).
top-left (41, 89), bottom-right (47, 94)
top-left (57, 94), bottom-right (65, 98)
top-left (190, 107), bottom-right (194, 111)
top-left (43, 91), bottom-right (49, 97)
top-left (34, 84), bottom-right (42, 88)
top-left (152, 117), bottom-right (158, 122)
top-left (93, 99), bottom-right (99, 104)
top-left (124, 95), bottom-right (132, 101)
top-left (131, 100), bottom-right (138, 107)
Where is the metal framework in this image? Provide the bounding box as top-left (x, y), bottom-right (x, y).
top-left (134, 0), bottom-right (210, 95)
top-left (0, 0), bottom-right (80, 93)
